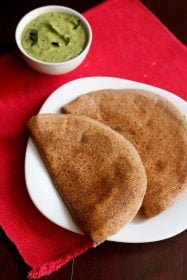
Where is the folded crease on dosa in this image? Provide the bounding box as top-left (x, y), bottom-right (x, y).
top-left (27, 114), bottom-right (147, 246)
top-left (62, 89), bottom-right (187, 218)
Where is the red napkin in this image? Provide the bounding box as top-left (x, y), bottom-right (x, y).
top-left (0, 0), bottom-right (187, 278)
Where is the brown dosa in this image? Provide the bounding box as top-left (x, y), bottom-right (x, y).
top-left (27, 114), bottom-right (147, 246)
top-left (62, 89), bottom-right (187, 218)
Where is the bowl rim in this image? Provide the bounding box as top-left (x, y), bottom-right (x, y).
top-left (15, 5), bottom-right (92, 66)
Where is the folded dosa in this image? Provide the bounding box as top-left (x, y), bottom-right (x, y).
top-left (27, 114), bottom-right (147, 245)
top-left (62, 89), bottom-right (187, 218)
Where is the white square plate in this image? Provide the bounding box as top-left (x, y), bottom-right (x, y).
top-left (25, 76), bottom-right (187, 243)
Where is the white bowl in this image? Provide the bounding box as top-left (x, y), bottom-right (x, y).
top-left (15, 6), bottom-right (92, 75)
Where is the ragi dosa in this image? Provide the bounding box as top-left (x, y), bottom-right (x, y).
top-left (62, 89), bottom-right (187, 218)
top-left (27, 114), bottom-right (147, 245)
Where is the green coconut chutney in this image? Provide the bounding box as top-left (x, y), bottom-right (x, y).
top-left (21, 12), bottom-right (87, 63)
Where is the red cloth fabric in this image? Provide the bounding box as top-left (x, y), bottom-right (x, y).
top-left (0, 0), bottom-right (187, 278)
